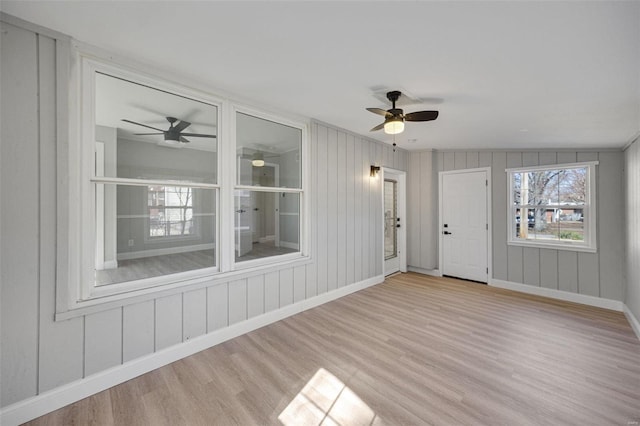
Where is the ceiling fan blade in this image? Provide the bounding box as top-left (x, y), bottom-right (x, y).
top-left (370, 122), bottom-right (386, 132)
top-left (404, 110), bottom-right (439, 122)
top-left (133, 132), bottom-right (164, 136)
top-left (180, 137), bottom-right (190, 143)
top-left (366, 107), bottom-right (391, 117)
top-left (172, 120), bottom-right (191, 133)
top-left (180, 133), bottom-right (217, 138)
top-left (121, 119), bottom-right (165, 132)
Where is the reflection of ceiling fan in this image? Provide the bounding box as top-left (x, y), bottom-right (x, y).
top-left (367, 91), bottom-right (439, 135)
top-left (122, 116), bottom-right (216, 146)
top-left (238, 149), bottom-right (279, 167)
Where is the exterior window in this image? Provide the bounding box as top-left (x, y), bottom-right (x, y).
top-left (506, 162), bottom-right (597, 252)
top-left (148, 186), bottom-right (194, 238)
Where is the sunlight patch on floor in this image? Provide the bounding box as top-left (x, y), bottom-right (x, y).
top-left (279, 368), bottom-right (381, 425)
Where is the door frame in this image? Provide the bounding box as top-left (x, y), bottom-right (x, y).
top-left (438, 167), bottom-right (492, 282)
top-left (382, 167), bottom-right (407, 276)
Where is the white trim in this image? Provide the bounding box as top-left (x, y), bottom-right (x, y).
top-left (116, 243), bottom-right (215, 261)
top-left (407, 266), bottom-right (442, 277)
top-left (102, 260), bottom-right (118, 269)
top-left (381, 167), bottom-right (407, 276)
top-left (505, 160), bottom-right (599, 173)
top-left (623, 304), bottom-right (640, 340)
top-left (489, 278), bottom-right (623, 312)
top-left (1, 274), bottom-right (384, 426)
top-left (279, 241), bottom-right (300, 250)
top-left (438, 167), bottom-right (492, 283)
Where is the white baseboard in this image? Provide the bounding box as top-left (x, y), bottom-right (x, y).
top-left (623, 304), bottom-right (640, 340)
top-left (258, 235), bottom-right (275, 243)
top-left (117, 243), bottom-right (215, 261)
top-left (0, 274), bottom-right (384, 426)
top-left (489, 278), bottom-right (624, 312)
top-left (407, 266), bottom-right (442, 277)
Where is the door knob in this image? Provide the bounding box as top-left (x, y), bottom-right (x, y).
top-left (443, 231), bottom-right (452, 235)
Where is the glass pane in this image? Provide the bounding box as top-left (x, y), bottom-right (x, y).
top-left (384, 180), bottom-right (397, 260)
top-left (234, 190), bottom-right (300, 262)
top-left (558, 167), bottom-right (587, 205)
top-left (236, 112), bottom-right (301, 188)
top-left (95, 72), bottom-right (217, 184)
top-left (94, 183), bottom-right (216, 286)
top-left (558, 210), bottom-right (585, 242)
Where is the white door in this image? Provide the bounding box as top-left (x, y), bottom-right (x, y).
top-left (440, 169), bottom-right (489, 282)
top-left (383, 169), bottom-right (406, 276)
top-left (236, 158), bottom-right (254, 257)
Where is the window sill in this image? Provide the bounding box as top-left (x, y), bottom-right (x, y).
top-left (507, 240), bottom-right (597, 253)
top-left (55, 255), bottom-right (312, 321)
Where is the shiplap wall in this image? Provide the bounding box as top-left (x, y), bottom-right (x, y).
top-left (407, 149), bottom-right (625, 300)
top-left (625, 139), bottom-right (640, 321)
top-left (0, 18), bottom-right (408, 408)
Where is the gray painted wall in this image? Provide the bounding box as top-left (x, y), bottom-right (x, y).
top-left (407, 149), bottom-right (625, 301)
top-left (0, 18), bottom-right (408, 408)
top-left (625, 139), bottom-right (640, 321)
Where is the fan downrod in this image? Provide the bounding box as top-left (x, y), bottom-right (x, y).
top-left (386, 91), bottom-right (402, 107)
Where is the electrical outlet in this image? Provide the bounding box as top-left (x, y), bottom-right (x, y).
top-left (128, 239), bottom-right (134, 247)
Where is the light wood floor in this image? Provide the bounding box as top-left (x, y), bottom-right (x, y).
top-left (27, 273), bottom-right (640, 425)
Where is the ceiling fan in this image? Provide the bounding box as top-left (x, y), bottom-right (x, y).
top-left (238, 149), bottom-right (279, 167)
top-left (122, 116), bottom-right (216, 147)
top-left (367, 91), bottom-right (439, 135)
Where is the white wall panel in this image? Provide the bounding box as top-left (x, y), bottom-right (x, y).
top-left (264, 271), bottom-right (280, 312)
top-left (345, 134), bottom-right (356, 285)
top-left (279, 268), bottom-right (294, 307)
top-left (85, 308), bottom-right (122, 376)
top-left (155, 294), bottom-right (183, 350)
top-left (207, 283), bottom-right (228, 332)
top-left (247, 275), bottom-right (265, 318)
top-left (625, 140), bottom-right (640, 320)
top-left (228, 279), bottom-right (248, 325)
top-left (123, 301), bottom-right (154, 362)
top-left (183, 288), bottom-right (207, 341)
top-left (326, 128), bottom-right (338, 291)
top-left (336, 132), bottom-right (347, 288)
top-left (293, 265), bottom-right (306, 303)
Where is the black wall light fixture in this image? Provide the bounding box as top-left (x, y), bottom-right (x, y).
top-left (370, 165), bottom-right (381, 177)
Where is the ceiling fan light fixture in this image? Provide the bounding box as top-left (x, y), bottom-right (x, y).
top-left (384, 118), bottom-right (405, 135)
top-left (252, 152), bottom-right (265, 167)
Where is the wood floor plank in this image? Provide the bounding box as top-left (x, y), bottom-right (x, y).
top-left (25, 273), bottom-right (640, 425)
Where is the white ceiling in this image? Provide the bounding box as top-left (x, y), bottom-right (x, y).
top-left (2, 1), bottom-right (639, 151)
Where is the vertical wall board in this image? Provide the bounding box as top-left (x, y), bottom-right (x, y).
top-left (478, 151), bottom-right (492, 167)
top-left (122, 301), bottom-right (154, 362)
top-left (155, 294), bottom-right (183, 350)
top-left (436, 151), bottom-right (444, 173)
top-left (466, 152), bottom-right (479, 169)
top-left (522, 152), bottom-right (539, 167)
top-left (84, 308), bottom-right (123, 376)
top-left (183, 288), bottom-right (207, 341)
top-left (538, 152), bottom-right (557, 166)
top-left (454, 151), bottom-right (467, 170)
top-left (228, 279), bottom-right (248, 325)
top-left (345, 134), bottom-right (356, 285)
top-left (306, 123), bottom-right (318, 298)
top-left (492, 152), bottom-right (508, 280)
top-left (506, 153), bottom-right (523, 283)
top-left (264, 271), bottom-right (280, 312)
top-left (336, 131), bottom-right (347, 288)
top-left (507, 246), bottom-right (525, 283)
top-left (207, 283), bottom-right (228, 332)
top-left (0, 22), bottom-right (40, 406)
top-left (326, 128), bottom-right (338, 291)
top-left (443, 152), bottom-right (455, 171)
top-left (576, 152), bottom-right (598, 162)
top-left (353, 137), bottom-right (364, 283)
top-left (558, 251), bottom-right (579, 293)
top-left (293, 265), bottom-right (306, 303)
top-left (577, 253), bottom-right (600, 297)
top-left (371, 143), bottom-right (381, 277)
top-left (419, 151), bottom-right (432, 269)
top-left (316, 124), bottom-right (328, 294)
top-left (539, 249), bottom-right (559, 290)
top-left (36, 34), bottom-right (84, 394)
top-left (361, 138), bottom-right (371, 279)
top-left (407, 152), bottom-right (420, 267)
top-left (625, 141), bottom-right (640, 319)
top-left (247, 275), bottom-right (265, 318)
top-left (430, 153), bottom-right (440, 269)
top-left (523, 247), bottom-right (540, 286)
top-left (279, 268), bottom-right (294, 307)
top-left (556, 152), bottom-right (577, 164)
top-left (598, 152), bottom-right (624, 301)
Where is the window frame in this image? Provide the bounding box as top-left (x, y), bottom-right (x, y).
top-left (506, 161), bottom-right (598, 252)
top-left (56, 49), bottom-right (310, 318)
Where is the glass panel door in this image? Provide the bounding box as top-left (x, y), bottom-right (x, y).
top-left (384, 179), bottom-right (397, 260)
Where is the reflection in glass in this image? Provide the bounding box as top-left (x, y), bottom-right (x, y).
top-left (384, 180), bottom-right (397, 260)
top-left (94, 184), bottom-right (216, 286)
top-left (94, 72), bottom-right (218, 184)
top-left (236, 112), bottom-right (301, 188)
top-left (234, 190), bottom-right (300, 262)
